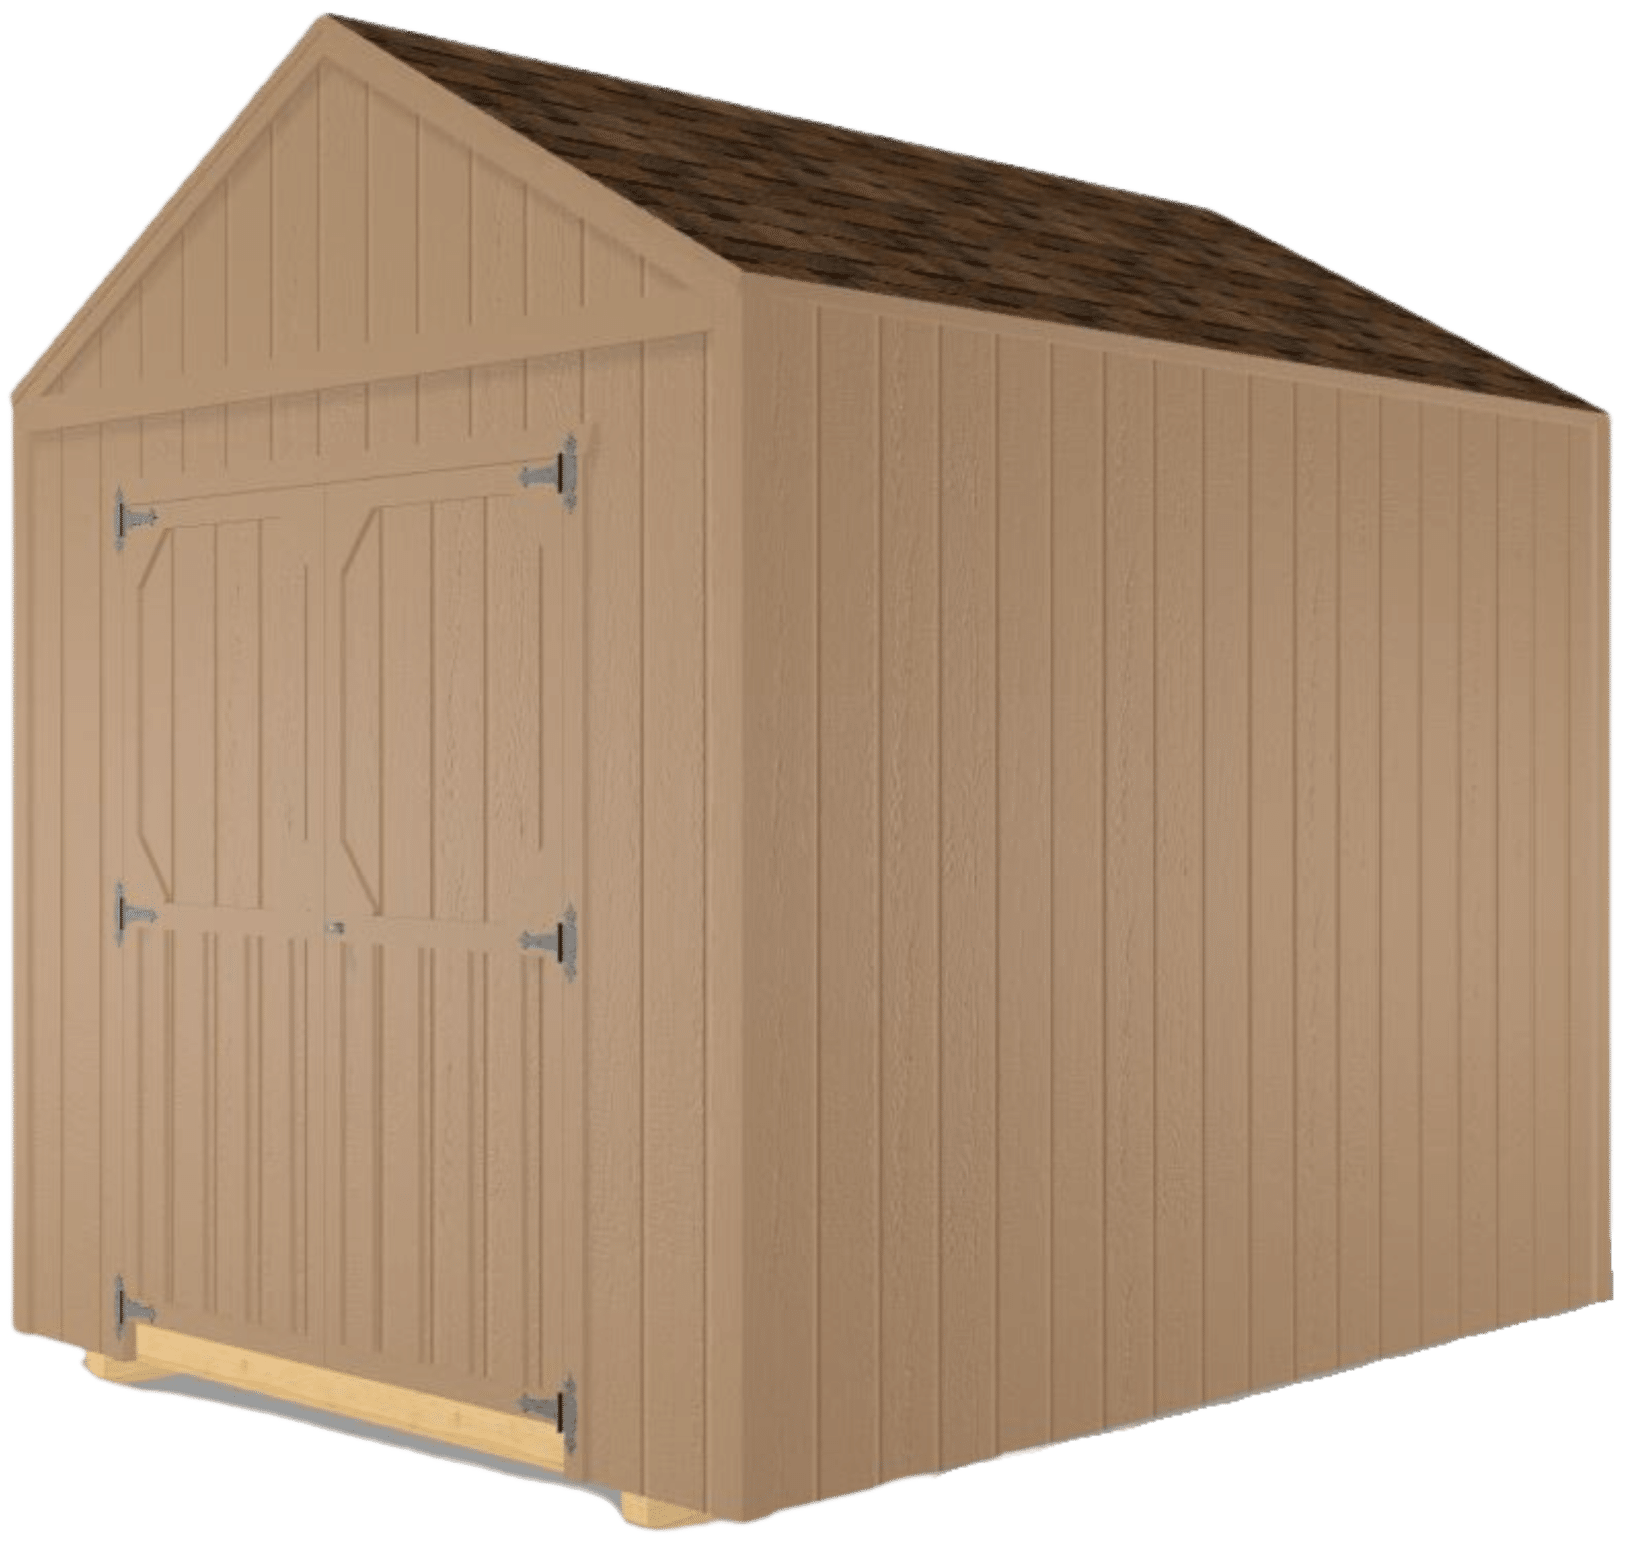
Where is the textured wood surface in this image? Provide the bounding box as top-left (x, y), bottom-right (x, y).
top-left (737, 277), bottom-right (1611, 1519)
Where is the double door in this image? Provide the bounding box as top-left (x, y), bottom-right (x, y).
top-left (116, 463), bottom-right (579, 1415)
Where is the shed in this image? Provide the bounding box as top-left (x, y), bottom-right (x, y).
top-left (12, 13), bottom-right (1611, 1529)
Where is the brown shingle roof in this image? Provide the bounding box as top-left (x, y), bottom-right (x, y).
top-left (338, 16), bottom-right (1592, 411)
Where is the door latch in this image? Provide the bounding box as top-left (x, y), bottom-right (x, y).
top-left (520, 904), bottom-right (578, 982)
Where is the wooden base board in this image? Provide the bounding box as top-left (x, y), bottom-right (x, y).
top-left (621, 1493), bottom-right (711, 1529)
top-left (97, 1324), bottom-right (566, 1473)
top-left (84, 1325), bottom-right (711, 1527)
top-left (84, 1351), bottom-right (172, 1385)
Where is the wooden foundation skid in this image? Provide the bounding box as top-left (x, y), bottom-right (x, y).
top-left (85, 1326), bottom-right (708, 1529)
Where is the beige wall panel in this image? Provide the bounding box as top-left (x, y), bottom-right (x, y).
top-left (1458, 406), bottom-right (1500, 1334)
top-left (368, 90), bottom-right (420, 451)
top-left (937, 325), bottom-right (998, 1472)
top-left (642, 333), bottom-right (708, 1511)
top-left (431, 948), bottom-right (478, 1372)
top-left (587, 231), bottom-right (644, 308)
top-left (226, 125), bottom-right (274, 472)
top-left (432, 498), bottom-right (487, 921)
top-left (273, 76), bottom-right (320, 360)
top-left (319, 66), bottom-right (368, 356)
top-left (58, 335), bottom-right (101, 397)
top-left (183, 188), bottom-right (229, 473)
top-left (318, 66), bottom-right (369, 459)
top-left (1295, 381), bottom-right (1340, 1376)
top-left (1202, 368), bottom-right (1251, 1401)
top-left (995, 333), bottom-right (1053, 1450)
top-left (1338, 391), bottom-right (1383, 1363)
top-left (1050, 343), bottom-right (1106, 1441)
top-left (1379, 397), bottom-right (1423, 1357)
top-left (1419, 403), bottom-right (1463, 1346)
top-left (272, 393), bottom-right (319, 466)
top-left (483, 957), bottom-right (527, 1383)
top-left (61, 427), bottom-right (104, 1350)
top-left (1497, 416), bottom-right (1537, 1325)
top-left (1103, 350), bottom-right (1156, 1426)
top-left (1594, 421), bottom-right (1611, 1303)
top-left (704, 306), bottom-right (748, 1518)
top-left (740, 290), bottom-right (819, 1514)
top-left (129, 929), bottom-right (173, 1303)
top-left (419, 127), bottom-right (473, 447)
top-left (23, 432), bottom-right (64, 1337)
top-left (257, 937), bottom-right (316, 1337)
top-left (214, 934), bottom-right (253, 1325)
top-left (473, 158), bottom-right (526, 328)
top-left (1569, 423), bottom-right (1603, 1304)
top-left (877, 316), bottom-right (941, 1480)
top-left (528, 191), bottom-right (584, 313)
top-left (581, 341), bottom-right (645, 1492)
top-left (1250, 376), bottom-right (1295, 1387)
top-left (1532, 421), bottom-right (1573, 1319)
top-left (1154, 359), bottom-right (1204, 1414)
top-left (173, 932), bottom-right (210, 1314)
top-left (11, 430), bottom-right (30, 1331)
top-left (816, 304), bottom-right (881, 1500)
top-left (143, 239), bottom-right (185, 384)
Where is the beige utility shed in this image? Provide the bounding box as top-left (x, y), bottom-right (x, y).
top-left (13, 13), bottom-right (1612, 1530)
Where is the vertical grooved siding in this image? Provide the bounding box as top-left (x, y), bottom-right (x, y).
top-left (38, 58), bottom-right (691, 444)
top-left (739, 283), bottom-right (1610, 1520)
top-left (15, 44), bottom-right (734, 1519)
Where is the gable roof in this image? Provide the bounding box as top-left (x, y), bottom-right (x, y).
top-left (337, 16), bottom-right (1591, 412)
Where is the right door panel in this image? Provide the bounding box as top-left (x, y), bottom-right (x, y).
top-left (321, 466), bottom-right (577, 1414)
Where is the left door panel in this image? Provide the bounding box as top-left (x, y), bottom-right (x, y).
top-left (118, 488), bottom-right (325, 1360)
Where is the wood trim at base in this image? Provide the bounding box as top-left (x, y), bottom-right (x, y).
top-left (84, 1351), bottom-right (171, 1385)
top-left (115, 1324), bottom-right (566, 1474)
top-left (621, 1493), bottom-right (711, 1528)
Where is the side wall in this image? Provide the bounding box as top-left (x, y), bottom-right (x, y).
top-left (739, 274), bottom-right (1610, 1517)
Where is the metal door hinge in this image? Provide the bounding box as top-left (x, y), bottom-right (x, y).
top-left (518, 1375), bottom-right (577, 1455)
top-left (113, 486), bottom-right (158, 552)
top-left (520, 904), bottom-right (577, 982)
top-left (113, 882), bottom-right (159, 947)
top-left (518, 433), bottom-right (579, 512)
top-left (113, 1275), bottom-right (157, 1340)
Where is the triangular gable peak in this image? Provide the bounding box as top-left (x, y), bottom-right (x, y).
top-left (14, 16), bottom-right (734, 416)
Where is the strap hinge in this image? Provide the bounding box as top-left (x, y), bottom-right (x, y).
top-left (113, 486), bottom-right (159, 552)
top-left (518, 434), bottom-right (579, 512)
top-left (113, 1275), bottom-right (157, 1340)
top-left (114, 881), bottom-right (159, 947)
top-left (520, 904), bottom-right (578, 982)
top-left (518, 1375), bottom-right (577, 1455)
